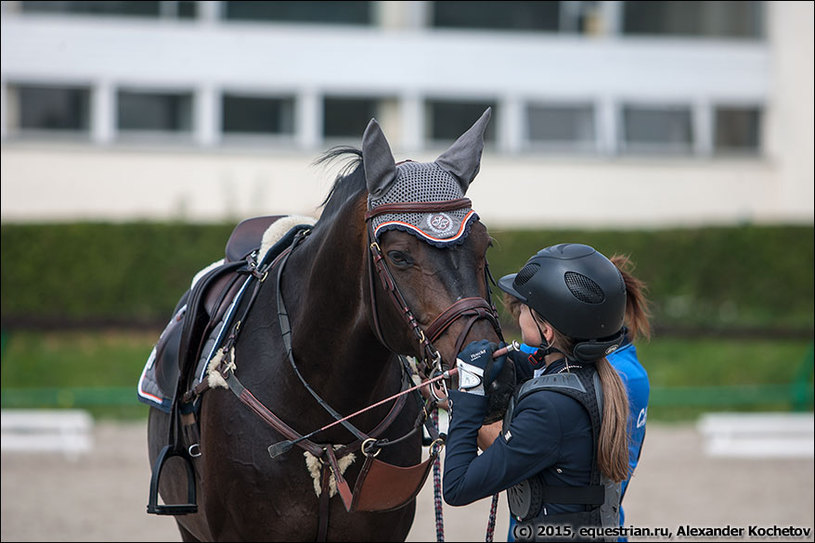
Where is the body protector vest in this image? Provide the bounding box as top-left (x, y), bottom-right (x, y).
top-left (503, 365), bottom-right (621, 541)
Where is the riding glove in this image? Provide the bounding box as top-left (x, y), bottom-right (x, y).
top-left (455, 340), bottom-right (507, 396)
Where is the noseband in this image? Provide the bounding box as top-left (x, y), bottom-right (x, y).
top-left (364, 198), bottom-right (504, 379)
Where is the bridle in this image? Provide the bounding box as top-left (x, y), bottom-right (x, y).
top-left (364, 197), bottom-right (504, 387)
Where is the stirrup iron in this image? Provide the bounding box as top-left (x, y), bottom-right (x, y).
top-left (147, 445), bottom-right (198, 515)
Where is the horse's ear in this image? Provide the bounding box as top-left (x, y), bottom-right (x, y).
top-left (435, 107), bottom-right (491, 193)
top-left (362, 118), bottom-right (397, 198)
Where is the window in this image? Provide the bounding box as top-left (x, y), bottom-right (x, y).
top-left (10, 84), bottom-right (90, 133)
top-left (21, 1), bottom-right (196, 18)
top-left (117, 90), bottom-right (192, 132)
top-left (175, 1), bottom-right (196, 18)
top-left (222, 94), bottom-right (295, 135)
top-left (432, 1), bottom-right (560, 32)
top-left (323, 97), bottom-right (378, 139)
top-left (527, 104), bottom-right (596, 151)
top-left (715, 106), bottom-right (761, 154)
top-left (427, 100), bottom-right (496, 143)
top-left (622, 105), bottom-right (693, 154)
top-left (223, 1), bottom-right (371, 25)
top-left (622, 1), bottom-right (764, 39)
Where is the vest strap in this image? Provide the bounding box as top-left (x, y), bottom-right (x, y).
top-left (541, 484), bottom-right (605, 506)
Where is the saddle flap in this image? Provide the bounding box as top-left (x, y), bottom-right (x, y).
top-left (177, 262), bottom-right (245, 387)
top-left (152, 306), bottom-right (187, 404)
top-left (349, 454), bottom-right (436, 513)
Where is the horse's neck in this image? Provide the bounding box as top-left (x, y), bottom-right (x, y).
top-left (281, 201), bottom-right (395, 403)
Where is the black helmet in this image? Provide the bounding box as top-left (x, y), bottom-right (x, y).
top-left (498, 243), bottom-right (626, 361)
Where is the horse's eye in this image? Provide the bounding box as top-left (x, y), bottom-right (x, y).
top-left (387, 251), bottom-right (412, 267)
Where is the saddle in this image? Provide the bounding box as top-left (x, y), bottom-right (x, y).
top-left (162, 216), bottom-right (284, 400)
top-left (139, 215), bottom-right (313, 411)
top-left (142, 215), bottom-right (315, 515)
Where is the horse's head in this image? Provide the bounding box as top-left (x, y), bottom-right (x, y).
top-left (361, 108), bottom-right (503, 382)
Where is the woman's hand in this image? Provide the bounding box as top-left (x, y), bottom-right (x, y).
top-left (477, 420), bottom-right (503, 451)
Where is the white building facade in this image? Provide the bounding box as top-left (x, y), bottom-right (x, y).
top-left (1, 1), bottom-right (812, 228)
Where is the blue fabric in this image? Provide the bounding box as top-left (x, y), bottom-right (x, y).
top-left (608, 340), bottom-right (649, 528)
top-left (506, 339), bottom-right (650, 542)
top-left (443, 359), bottom-right (594, 517)
top-left (519, 342), bottom-right (538, 355)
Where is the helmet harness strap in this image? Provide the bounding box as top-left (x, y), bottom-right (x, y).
top-left (530, 308), bottom-right (573, 365)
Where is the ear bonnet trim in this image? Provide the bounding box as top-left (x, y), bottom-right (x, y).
top-left (373, 209), bottom-right (478, 246)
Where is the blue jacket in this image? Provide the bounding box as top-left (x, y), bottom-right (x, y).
top-left (513, 336), bottom-right (650, 506)
top-left (606, 338), bottom-right (649, 520)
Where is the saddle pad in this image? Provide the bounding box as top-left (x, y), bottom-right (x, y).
top-left (137, 287), bottom-right (240, 412)
top-left (137, 216), bottom-right (316, 412)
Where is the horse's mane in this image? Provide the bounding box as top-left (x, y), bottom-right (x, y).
top-left (314, 147), bottom-right (366, 222)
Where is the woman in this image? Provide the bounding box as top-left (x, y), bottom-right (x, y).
top-left (443, 243), bottom-right (635, 541)
top-left (498, 254), bottom-right (651, 541)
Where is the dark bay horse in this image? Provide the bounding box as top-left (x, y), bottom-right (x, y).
top-left (147, 109), bottom-right (502, 541)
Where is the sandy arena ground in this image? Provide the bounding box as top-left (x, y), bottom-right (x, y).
top-left (2, 420), bottom-right (813, 542)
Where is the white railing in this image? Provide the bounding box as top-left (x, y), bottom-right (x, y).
top-left (1, 409), bottom-right (94, 459)
top-left (697, 412), bottom-right (814, 459)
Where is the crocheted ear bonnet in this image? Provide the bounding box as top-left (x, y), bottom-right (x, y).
top-left (362, 108), bottom-right (492, 247)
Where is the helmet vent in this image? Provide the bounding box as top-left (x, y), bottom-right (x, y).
top-left (514, 263), bottom-right (540, 286)
top-left (564, 271), bottom-right (605, 304)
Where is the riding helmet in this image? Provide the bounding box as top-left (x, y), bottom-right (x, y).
top-left (498, 244), bottom-right (626, 360)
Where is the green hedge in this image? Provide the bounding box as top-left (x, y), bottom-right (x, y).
top-left (1, 222), bottom-right (813, 333)
top-left (1, 222), bottom-right (235, 326)
top-left (485, 224), bottom-right (814, 333)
